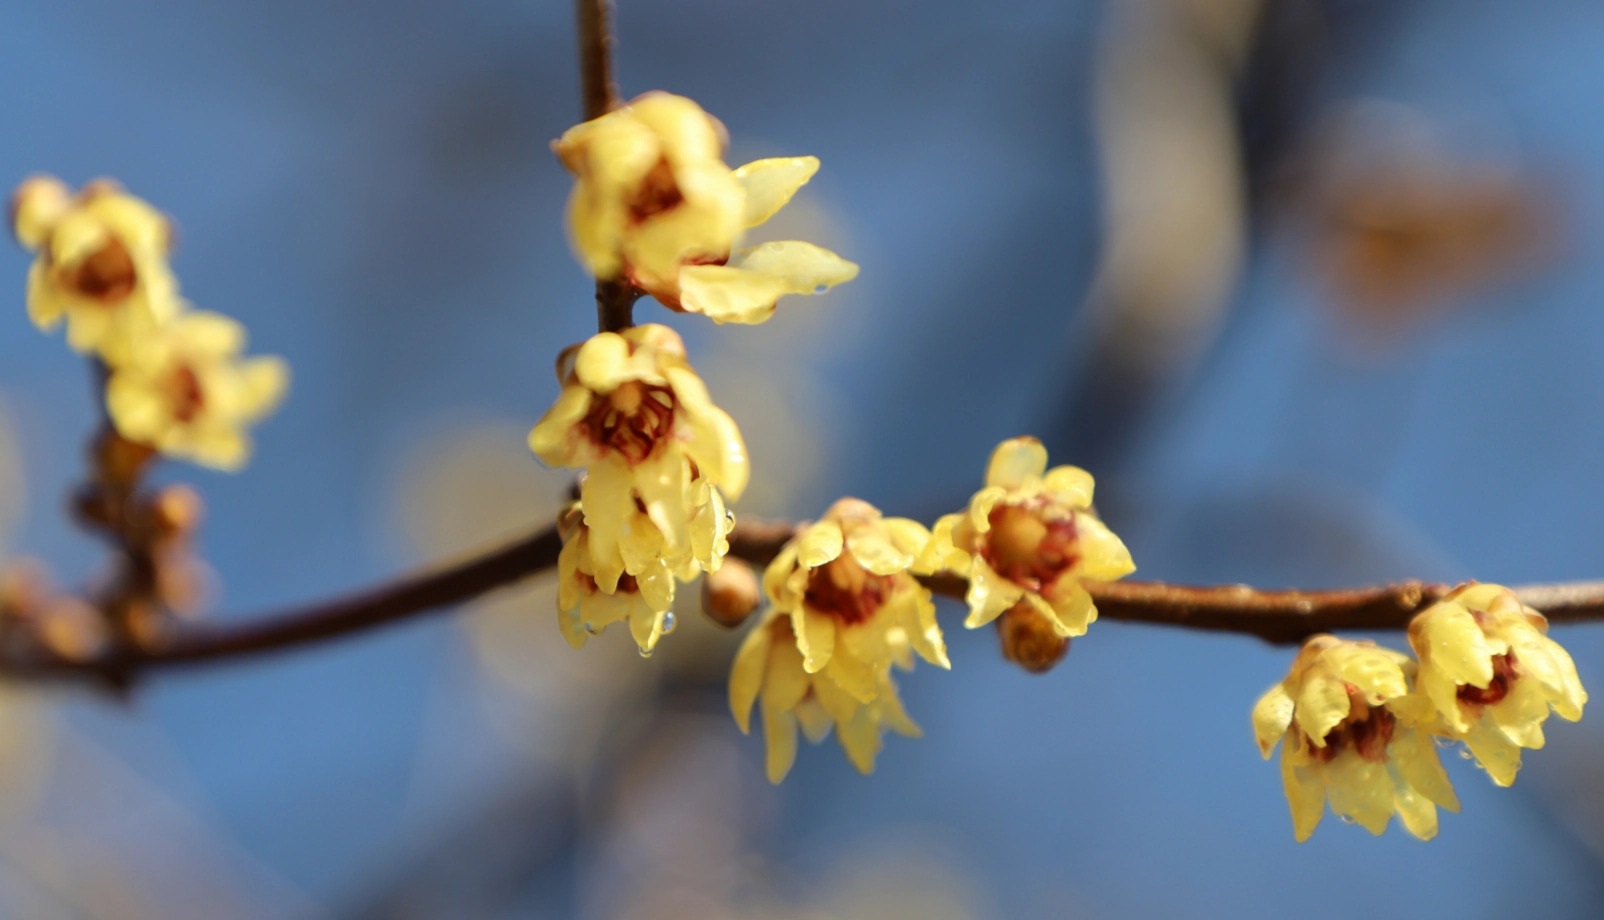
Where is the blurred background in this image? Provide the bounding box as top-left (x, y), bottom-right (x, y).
top-left (2, 0), bottom-right (1604, 916)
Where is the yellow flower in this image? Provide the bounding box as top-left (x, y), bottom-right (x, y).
top-left (11, 176), bottom-right (181, 362)
top-left (1408, 583), bottom-right (1586, 786)
top-left (104, 310), bottom-right (289, 471)
top-left (919, 437), bottom-right (1133, 637)
top-left (554, 92), bottom-right (857, 324)
top-left (729, 610), bottom-right (921, 783)
top-left (556, 505), bottom-right (679, 655)
top-left (1252, 635), bottom-right (1460, 841)
top-left (557, 92), bottom-right (742, 289)
top-left (763, 498), bottom-right (947, 702)
top-left (528, 324), bottom-right (744, 575)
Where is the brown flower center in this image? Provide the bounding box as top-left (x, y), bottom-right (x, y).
top-left (981, 502), bottom-right (1080, 592)
top-left (803, 555), bottom-right (894, 626)
top-left (582, 381), bottom-right (675, 464)
top-left (60, 237), bottom-right (137, 304)
top-left (1457, 652), bottom-right (1518, 709)
top-left (1308, 683), bottom-right (1396, 764)
top-left (167, 364), bottom-right (205, 424)
top-left (627, 159), bottom-right (684, 224)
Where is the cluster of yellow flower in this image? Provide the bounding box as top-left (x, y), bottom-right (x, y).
top-left (531, 91), bottom-right (863, 658)
top-left (1253, 584), bottom-right (1587, 841)
top-left (531, 92), bottom-right (1137, 781)
top-left (10, 177), bottom-right (287, 470)
top-left (735, 439), bottom-right (1135, 782)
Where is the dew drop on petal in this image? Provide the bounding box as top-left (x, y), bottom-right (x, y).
top-left (638, 646), bottom-right (654, 659)
top-left (1435, 736), bottom-right (1456, 749)
top-left (584, 622), bottom-right (601, 635)
top-left (662, 611), bottom-right (677, 634)
top-left (1458, 749), bottom-right (1474, 760)
top-left (1339, 815), bottom-right (1356, 825)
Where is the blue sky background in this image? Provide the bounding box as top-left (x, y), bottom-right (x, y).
top-left (2, 1), bottom-right (1604, 917)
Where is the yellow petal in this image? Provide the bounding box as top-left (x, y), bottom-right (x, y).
top-left (733, 156), bottom-right (819, 227)
top-left (663, 365), bottom-right (749, 499)
top-left (761, 702), bottom-right (799, 784)
top-left (837, 708), bottom-right (881, 775)
top-left (1281, 749), bottom-right (1327, 843)
top-left (1410, 602), bottom-right (1494, 688)
top-left (1041, 465), bottom-right (1095, 508)
top-left (845, 525), bottom-right (914, 576)
top-left (1251, 685), bottom-right (1294, 758)
top-left (528, 386), bottom-right (593, 464)
top-left (731, 240), bottom-right (858, 295)
top-left (985, 437), bottom-right (1048, 490)
top-left (730, 620), bottom-right (775, 734)
top-left (1071, 515), bottom-right (1136, 582)
top-left (794, 607), bottom-right (837, 673)
top-left (678, 264), bottom-right (789, 325)
top-left (796, 521), bottom-right (845, 568)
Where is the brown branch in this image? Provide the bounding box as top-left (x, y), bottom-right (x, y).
top-left (7, 513), bottom-right (1604, 685)
top-left (575, 0), bottom-right (639, 333)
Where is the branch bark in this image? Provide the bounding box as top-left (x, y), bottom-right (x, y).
top-left (6, 515), bottom-right (1602, 683)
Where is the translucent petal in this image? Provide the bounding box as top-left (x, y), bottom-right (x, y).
top-left (1071, 516), bottom-right (1136, 582)
top-left (1281, 751), bottom-right (1327, 843)
top-left (905, 590), bottom-right (950, 669)
top-left (729, 620), bottom-right (774, 734)
top-left (845, 525), bottom-right (914, 576)
top-left (1041, 465), bottom-right (1095, 508)
top-left (1391, 728), bottom-right (1460, 812)
top-left (1292, 672), bottom-right (1352, 747)
top-left (528, 386), bottom-right (593, 465)
top-left (964, 563), bottom-right (1022, 629)
top-left (764, 639), bottom-right (811, 712)
top-left (1044, 583), bottom-right (1097, 637)
top-left (761, 702), bottom-right (799, 784)
top-left (794, 607), bottom-right (837, 673)
top-left (795, 699), bottom-right (834, 743)
top-left (984, 437), bottom-right (1048, 490)
top-left (1410, 603), bottom-right (1494, 688)
top-left (731, 240), bottom-right (858, 294)
top-left (176, 311), bottom-right (246, 357)
top-left (664, 366), bottom-right (749, 498)
top-left (838, 708), bottom-right (881, 775)
top-left (824, 648), bottom-right (878, 703)
top-left (733, 156), bottom-right (819, 227)
top-left (678, 264), bottom-right (789, 325)
top-left (1324, 752), bottom-right (1394, 835)
top-left (1463, 720), bottom-right (1524, 787)
top-left (236, 357), bottom-right (290, 419)
top-left (1251, 685), bottom-right (1295, 758)
top-left (796, 520), bottom-right (845, 568)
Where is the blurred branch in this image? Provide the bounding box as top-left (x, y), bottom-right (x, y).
top-left (6, 515), bottom-right (1604, 683)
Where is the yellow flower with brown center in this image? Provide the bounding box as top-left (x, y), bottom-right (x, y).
top-left (729, 610), bottom-right (921, 783)
top-left (554, 93), bottom-right (857, 324)
top-left (104, 310), bottom-right (289, 471)
top-left (1408, 583), bottom-right (1586, 786)
top-left (920, 437), bottom-right (1133, 637)
top-left (763, 498), bottom-right (947, 702)
top-left (11, 176), bottom-right (181, 362)
top-left (528, 324), bottom-right (745, 576)
top-left (1252, 635), bottom-right (1460, 841)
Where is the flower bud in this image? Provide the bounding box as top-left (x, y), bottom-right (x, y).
top-left (703, 556), bottom-right (760, 629)
top-left (996, 601), bottom-right (1069, 673)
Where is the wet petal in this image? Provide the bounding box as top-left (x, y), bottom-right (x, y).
top-left (733, 156), bottom-right (819, 227)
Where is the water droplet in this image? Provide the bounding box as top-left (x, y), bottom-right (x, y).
top-left (584, 622), bottom-right (600, 635)
top-left (662, 612), bottom-right (678, 634)
top-left (725, 509), bottom-right (735, 524)
top-left (813, 284), bottom-right (829, 294)
top-left (804, 657), bottom-right (819, 670)
top-left (638, 646), bottom-right (654, 659)
top-left (1458, 749), bottom-right (1473, 760)
top-left (1434, 736), bottom-right (1456, 749)
top-left (1339, 815), bottom-right (1356, 825)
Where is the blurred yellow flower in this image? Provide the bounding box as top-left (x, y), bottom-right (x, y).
top-left (762, 498), bottom-right (947, 702)
top-left (730, 610), bottom-right (921, 783)
top-left (11, 176), bottom-right (181, 362)
top-left (1252, 635), bottom-right (1459, 841)
top-left (554, 93), bottom-right (857, 324)
top-left (529, 324), bottom-right (744, 575)
top-left (104, 310), bottom-right (288, 471)
top-left (1408, 583), bottom-right (1586, 786)
top-left (920, 437), bottom-right (1133, 637)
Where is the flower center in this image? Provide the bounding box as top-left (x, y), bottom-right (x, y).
top-left (1457, 652), bottom-right (1518, 709)
top-left (167, 364), bottom-right (205, 424)
top-left (981, 502), bottom-right (1079, 592)
top-left (803, 555), bottom-right (894, 626)
top-left (61, 237), bottom-right (136, 304)
top-left (582, 381), bottom-right (675, 464)
top-left (1309, 683), bottom-right (1396, 763)
top-left (627, 159), bottom-right (684, 224)
top-left (576, 571), bottom-right (640, 595)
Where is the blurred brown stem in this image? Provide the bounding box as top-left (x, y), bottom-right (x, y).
top-left (8, 515), bottom-right (1604, 683)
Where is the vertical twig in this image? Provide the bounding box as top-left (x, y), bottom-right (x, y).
top-left (575, 0), bottom-right (641, 333)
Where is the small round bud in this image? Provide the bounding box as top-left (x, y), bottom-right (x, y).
top-left (703, 557), bottom-right (761, 629)
top-left (997, 601), bottom-right (1069, 674)
top-left (36, 597), bottom-right (109, 661)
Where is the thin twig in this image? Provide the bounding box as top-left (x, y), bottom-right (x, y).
top-left (6, 515), bottom-right (1603, 683)
top-left (576, 0), bottom-right (640, 333)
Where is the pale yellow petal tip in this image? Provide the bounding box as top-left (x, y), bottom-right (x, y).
top-left (11, 175), bottom-right (72, 250)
